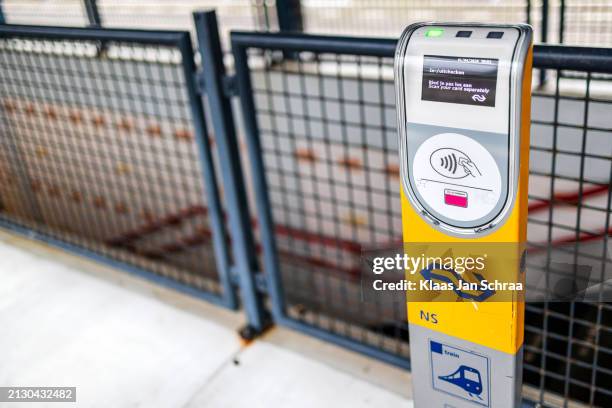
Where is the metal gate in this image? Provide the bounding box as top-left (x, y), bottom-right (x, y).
top-left (231, 31), bottom-right (612, 407)
top-left (0, 21), bottom-right (246, 309)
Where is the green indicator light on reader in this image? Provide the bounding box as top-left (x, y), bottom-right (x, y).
top-left (425, 28), bottom-right (444, 37)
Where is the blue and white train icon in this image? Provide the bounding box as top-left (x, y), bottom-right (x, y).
top-left (438, 365), bottom-right (483, 399)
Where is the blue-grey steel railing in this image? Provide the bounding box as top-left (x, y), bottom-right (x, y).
top-left (231, 30), bottom-right (612, 407)
top-left (0, 22), bottom-right (241, 308)
top-left (83, 0), bottom-right (102, 27)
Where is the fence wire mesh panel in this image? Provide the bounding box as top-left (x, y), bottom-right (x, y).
top-left (526, 69), bottom-right (612, 407)
top-left (233, 36), bottom-right (416, 368)
top-left (296, 0), bottom-right (612, 48)
top-left (558, 0), bottom-right (612, 46)
top-left (4, 1), bottom-right (612, 48)
top-left (0, 1), bottom-right (277, 50)
top-left (0, 26), bottom-right (235, 306)
top-left (253, 50), bottom-right (407, 359)
top-left (297, 0), bottom-right (538, 39)
top-left (2, 0), bottom-right (87, 26)
top-left (98, 1), bottom-right (277, 48)
top-left (233, 33), bottom-right (612, 407)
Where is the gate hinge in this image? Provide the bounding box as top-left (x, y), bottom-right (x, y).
top-left (195, 71), bottom-right (206, 95)
top-left (254, 272), bottom-right (268, 293)
top-left (194, 71), bottom-right (237, 98)
top-left (222, 74), bottom-right (238, 97)
top-left (229, 266), bottom-right (268, 293)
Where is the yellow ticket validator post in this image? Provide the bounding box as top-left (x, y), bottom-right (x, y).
top-left (394, 24), bottom-right (532, 407)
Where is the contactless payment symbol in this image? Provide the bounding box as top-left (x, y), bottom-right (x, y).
top-left (430, 340), bottom-right (490, 407)
top-left (430, 148), bottom-right (481, 179)
top-left (412, 133), bottom-right (502, 223)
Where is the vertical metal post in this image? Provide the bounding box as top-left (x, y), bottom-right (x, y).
top-left (559, 0), bottom-right (566, 43)
top-left (539, 0), bottom-right (549, 86)
top-left (252, 0), bottom-right (272, 31)
top-left (276, 0), bottom-right (303, 32)
top-left (231, 40), bottom-right (286, 321)
top-left (193, 10), bottom-right (268, 334)
top-left (0, 0), bottom-right (5, 25)
top-left (526, 0), bottom-right (531, 26)
top-left (83, 0), bottom-right (102, 27)
top-left (277, 0), bottom-right (303, 59)
top-left (178, 33), bottom-right (239, 310)
top-left (84, 0), bottom-right (105, 55)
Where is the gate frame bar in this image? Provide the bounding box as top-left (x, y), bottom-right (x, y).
top-left (194, 10), bottom-right (269, 334)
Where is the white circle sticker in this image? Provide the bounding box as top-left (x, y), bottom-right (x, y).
top-left (412, 133), bottom-right (502, 223)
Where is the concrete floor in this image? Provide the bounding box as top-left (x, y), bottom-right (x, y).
top-left (0, 230), bottom-right (412, 408)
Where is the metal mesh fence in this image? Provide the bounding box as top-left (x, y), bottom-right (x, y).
top-left (297, 0), bottom-right (612, 47)
top-left (97, 1), bottom-right (276, 48)
top-left (4, 1), bottom-right (612, 47)
top-left (525, 70), bottom-right (612, 407)
top-left (247, 50), bottom-right (408, 357)
top-left (239, 44), bottom-right (611, 406)
top-left (0, 33), bottom-right (225, 297)
top-left (2, 0), bottom-right (87, 26)
top-left (1, 1), bottom-right (276, 49)
top-left (559, 0), bottom-right (612, 46)
top-left (299, 0), bottom-right (535, 38)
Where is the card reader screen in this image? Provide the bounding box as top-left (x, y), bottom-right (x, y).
top-left (421, 55), bottom-right (498, 107)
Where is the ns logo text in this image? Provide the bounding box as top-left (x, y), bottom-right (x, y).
top-left (420, 310), bottom-right (438, 324)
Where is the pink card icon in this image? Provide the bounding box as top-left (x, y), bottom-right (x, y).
top-left (444, 189), bottom-right (468, 208)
